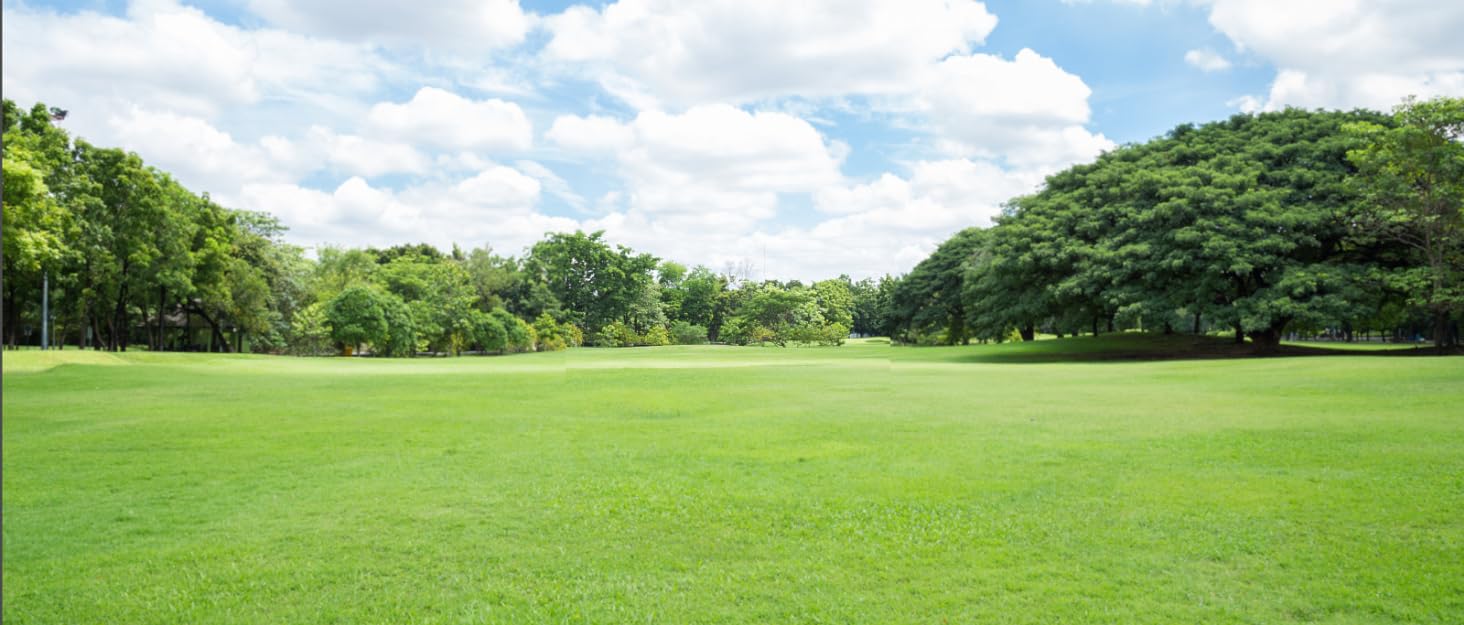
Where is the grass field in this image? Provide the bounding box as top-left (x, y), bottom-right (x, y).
top-left (4, 338), bottom-right (1463, 624)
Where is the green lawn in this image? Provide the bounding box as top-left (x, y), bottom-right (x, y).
top-left (4, 340), bottom-right (1462, 624)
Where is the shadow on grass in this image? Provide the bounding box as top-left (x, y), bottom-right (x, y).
top-left (935, 334), bottom-right (1450, 365)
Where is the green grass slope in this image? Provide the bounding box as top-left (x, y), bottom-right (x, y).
top-left (3, 341), bottom-right (1462, 624)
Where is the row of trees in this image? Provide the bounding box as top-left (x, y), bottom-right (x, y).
top-left (2, 101), bottom-right (879, 356)
top-left (888, 99), bottom-right (1463, 353)
top-left (9, 97), bottom-right (1454, 356)
top-left (4, 101), bottom-right (306, 354)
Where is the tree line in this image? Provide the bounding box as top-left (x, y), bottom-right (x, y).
top-left (3, 99), bottom-right (891, 355)
top-left (887, 98), bottom-right (1463, 353)
top-left (6, 98), bottom-right (1457, 356)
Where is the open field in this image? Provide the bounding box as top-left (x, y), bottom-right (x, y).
top-left (4, 339), bottom-right (1463, 624)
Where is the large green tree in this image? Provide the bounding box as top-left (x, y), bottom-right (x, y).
top-left (893, 228), bottom-right (986, 344)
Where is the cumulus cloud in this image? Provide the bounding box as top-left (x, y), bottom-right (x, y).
top-left (543, 0), bottom-right (999, 106)
top-left (367, 87), bottom-right (533, 153)
top-left (550, 105), bottom-right (845, 220)
top-left (1, 0), bottom-right (384, 120)
top-left (105, 107), bottom-right (290, 196)
top-left (240, 167), bottom-right (572, 252)
top-left (1204, 0), bottom-right (1464, 110)
top-left (917, 49), bottom-right (1114, 167)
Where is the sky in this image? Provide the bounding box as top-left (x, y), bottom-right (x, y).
top-left (5, 0), bottom-right (1464, 280)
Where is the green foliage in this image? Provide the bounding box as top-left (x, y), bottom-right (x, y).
top-left (892, 228), bottom-right (985, 344)
top-left (669, 320), bottom-right (708, 345)
top-left (288, 302), bottom-right (332, 356)
top-left (493, 308), bottom-right (534, 353)
top-left (325, 286), bottom-right (389, 353)
top-left (813, 278), bottom-right (855, 328)
top-left (532, 312), bottom-right (580, 352)
top-left (526, 231), bottom-right (659, 330)
top-left (472, 310), bottom-right (508, 354)
top-left (954, 109), bottom-right (1428, 352)
top-left (1347, 96), bottom-right (1464, 349)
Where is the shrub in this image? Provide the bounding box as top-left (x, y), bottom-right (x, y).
top-left (670, 321), bottom-right (708, 345)
top-left (289, 302), bottom-right (332, 356)
top-left (473, 310), bottom-right (507, 353)
top-left (641, 325), bottom-right (671, 346)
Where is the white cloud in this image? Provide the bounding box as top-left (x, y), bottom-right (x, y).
top-left (552, 106), bottom-right (844, 219)
top-left (368, 87), bottom-right (533, 152)
top-left (543, 0), bottom-right (999, 106)
top-left (302, 127), bottom-right (431, 178)
top-left (106, 107), bottom-right (288, 196)
top-left (1, 0), bottom-right (384, 119)
top-left (1205, 0), bottom-right (1464, 110)
top-left (918, 49), bottom-right (1115, 167)
top-left (1184, 48), bottom-right (1232, 72)
top-left (241, 167), bottom-right (572, 252)
top-left (245, 0), bottom-right (531, 51)
top-left (514, 160), bottom-right (587, 211)
top-left (813, 159), bottom-right (1041, 238)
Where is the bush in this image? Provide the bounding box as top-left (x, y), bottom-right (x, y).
top-left (473, 310), bottom-right (507, 353)
top-left (641, 325), bottom-right (671, 346)
top-left (532, 313), bottom-right (579, 352)
top-left (325, 286), bottom-right (388, 355)
top-left (492, 308), bottom-right (534, 352)
top-left (670, 321), bottom-right (708, 345)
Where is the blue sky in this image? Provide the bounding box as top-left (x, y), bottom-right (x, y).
top-left (5, 0), bottom-right (1462, 279)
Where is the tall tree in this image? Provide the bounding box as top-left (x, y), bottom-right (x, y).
top-left (1348, 96), bottom-right (1464, 351)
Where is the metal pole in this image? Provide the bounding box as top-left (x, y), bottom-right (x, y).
top-left (42, 271), bottom-right (50, 350)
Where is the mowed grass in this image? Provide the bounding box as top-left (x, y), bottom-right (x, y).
top-left (3, 340), bottom-right (1463, 624)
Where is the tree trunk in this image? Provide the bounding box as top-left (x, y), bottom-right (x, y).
top-left (1193, 311), bottom-right (1202, 335)
top-left (190, 304), bottom-right (231, 353)
top-left (1247, 322), bottom-right (1287, 355)
top-left (1092, 316), bottom-right (1100, 337)
top-left (1020, 324), bottom-right (1036, 342)
top-left (111, 275), bottom-right (129, 352)
top-left (157, 286), bottom-right (167, 351)
top-left (1435, 311), bottom-right (1452, 355)
top-left (1233, 323), bottom-right (1245, 345)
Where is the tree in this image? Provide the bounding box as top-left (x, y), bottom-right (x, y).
top-left (960, 110), bottom-right (1391, 352)
top-left (526, 231), bottom-right (658, 331)
top-left (1348, 96), bottom-right (1464, 352)
top-left (893, 228), bottom-right (986, 344)
top-left (289, 302), bottom-right (332, 355)
top-left (325, 285), bottom-right (388, 355)
top-left (813, 278), bottom-right (855, 329)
